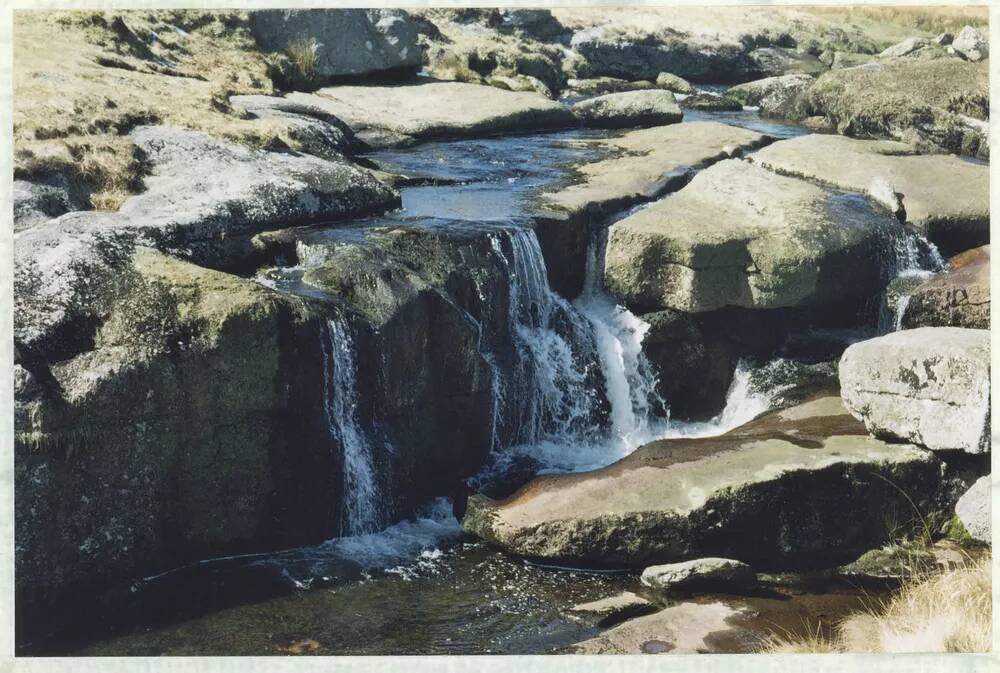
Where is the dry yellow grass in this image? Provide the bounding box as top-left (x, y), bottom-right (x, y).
top-left (761, 554), bottom-right (992, 653)
top-left (13, 10), bottom-right (305, 210)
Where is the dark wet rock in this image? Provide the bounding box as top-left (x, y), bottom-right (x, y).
top-left (15, 248), bottom-right (340, 641)
top-left (229, 94), bottom-right (362, 159)
top-left (565, 601), bottom-right (747, 654)
top-left (751, 134), bottom-right (989, 256)
top-left (249, 9), bottom-right (422, 80)
top-left (839, 327), bottom-right (990, 454)
top-left (14, 177), bottom-right (87, 231)
top-left (640, 309), bottom-right (735, 421)
top-left (565, 591), bottom-right (658, 627)
top-left (534, 122), bottom-right (770, 298)
top-left (655, 72), bottom-right (694, 94)
top-left (678, 93), bottom-right (743, 112)
top-left (801, 55), bottom-right (989, 158)
top-left (902, 246), bottom-right (989, 330)
top-left (571, 90), bottom-right (682, 129)
top-left (955, 475), bottom-right (991, 543)
top-left (604, 159), bottom-right (896, 315)
top-left (726, 73), bottom-right (813, 117)
top-left (952, 26), bottom-right (988, 62)
top-left (641, 558), bottom-right (756, 592)
top-left (463, 396), bottom-right (944, 569)
top-left (299, 81), bottom-right (576, 148)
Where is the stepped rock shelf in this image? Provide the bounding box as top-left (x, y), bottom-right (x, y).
top-left (13, 6), bottom-right (991, 656)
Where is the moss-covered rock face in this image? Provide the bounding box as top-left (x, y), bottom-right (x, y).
top-left (802, 55), bottom-right (988, 158)
top-left (15, 248), bottom-right (338, 635)
top-left (463, 396), bottom-right (947, 570)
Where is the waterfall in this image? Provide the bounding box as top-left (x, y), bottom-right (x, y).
top-left (322, 315), bottom-right (381, 537)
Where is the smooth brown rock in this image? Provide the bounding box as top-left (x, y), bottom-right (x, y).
top-left (902, 245), bottom-right (989, 329)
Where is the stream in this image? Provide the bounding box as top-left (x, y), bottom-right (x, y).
top-left (42, 99), bottom-right (939, 656)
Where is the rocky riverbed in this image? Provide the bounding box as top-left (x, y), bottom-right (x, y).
top-left (13, 8), bottom-right (991, 655)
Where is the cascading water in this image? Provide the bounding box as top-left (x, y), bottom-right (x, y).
top-left (321, 315), bottom-right (382, 537)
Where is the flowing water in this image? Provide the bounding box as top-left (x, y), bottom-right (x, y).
top-left (48, 105), bottom-right (945, 656)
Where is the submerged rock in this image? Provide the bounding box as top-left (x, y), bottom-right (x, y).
top-left (299, 81), bottom-right (576, 148)
top-left (751, 134), bottom-right (989, 255)
top-left (955, 475), bottom-right (991, 543)
top-left (641, 558), bottom-right (756, 592)
top-left (463, 396), bottom-right (943, 569)
top-left (839, 327), bottom-right (990, 454)
top-left (249, 9), bottom-right (422, 79)
top-left (901, 245), bottom-right (990, 329)
top-left (604, 159), bottom-right (895, 314)
top-left (565, 601), bottom-right (747, 654)
top-left (726, 73), bottom-right (813, 117)
top-left (565, 591), bottom-right (658, 627)
top-left (571, 89), bottom-right (682, 128)
top-left (534, 122), bottom-right (771, 298)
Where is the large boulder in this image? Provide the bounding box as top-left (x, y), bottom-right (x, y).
top-left (571, 89), bottom-right (682, 128)
top-left (248, 9), bottom-right (421, 79)
top-left (16, 248), bottom-right (339, 636)
top-left (839, 327), bottom-right (990, 454)
top-left (299, 81), bottom-right (576, 148)
top-left (229, 94), bottom-right (361, 159)
top-left (533, 122), bottom-right (771, 298)
top-left (463, 396), bottom-right (944, 569)
top-left (802, 56), bottom-right (988, 158)
top-left (603, 159), bottom-right (897, 315)
top-left (14, 177), bottom-right (86, 231)
top-left (726, 73), bottom-right (813, 117)
top-left (955, 475), bottom-right (991, 543)
top-left (901, 246), bottom-right (990, 329)
top-left (655, 72), bottom-right (694, 94)
top-left (952, 26), bottom-right (989, 62)
top-left (678, 93), bottom-right (743, 112)
top-left (751, 134), bottom-right (989, 255)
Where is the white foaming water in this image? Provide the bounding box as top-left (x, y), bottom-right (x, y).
top-left (322, 315), bottom-right (382, 537)
top-left (321, 498), bottom-right (461, 571)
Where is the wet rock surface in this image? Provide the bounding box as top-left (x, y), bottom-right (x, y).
top-left (902, 246), bottom-right (990, 329)
top-left (839, 327), bottom-right (990, 454)
top-left (565, 591), bottom-right (657, 627)
top-left (463, 397), bottom-right (944, 569)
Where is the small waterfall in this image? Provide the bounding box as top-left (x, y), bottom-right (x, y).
top-left (574, 224), bottom-right (665, 448)
top-left (321, 315), bottom-right (381, 537)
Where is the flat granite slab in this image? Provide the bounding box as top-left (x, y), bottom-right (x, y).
top-left (750, 134), bottom-right (989, 256)
top-left (463, 396), bottom-right (942, 570)
top-left (298, 81), bottom-right (576, 148)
